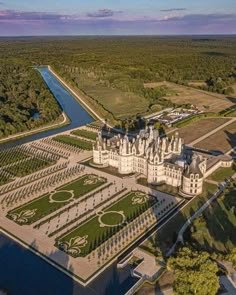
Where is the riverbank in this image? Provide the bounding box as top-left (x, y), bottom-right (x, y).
top-left (0, 67), bottom-right (94, 149)
top-left (0, 112), bottom-right (69, 145)
top-left (48, 65), bottom-right (118, 128)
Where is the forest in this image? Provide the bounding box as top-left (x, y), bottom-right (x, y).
top-left (0, 36), bottom-right (236, 136)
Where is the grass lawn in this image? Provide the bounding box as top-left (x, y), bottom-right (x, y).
top-left (188, 188), bottom-right (236, 254)
top-left (53, 135), bottom-right (93, 150)
top-left (7, 174), bottom-right (106, 225)
top-left (208, 163), bottom-right (236, 182)
top-left (71, 129), bottom-right (97, 141)
top-left (77, 73), bottom-right (149, 119)
top-left (56, 191), bottom-right (158, 257)
top-left (147, 182), bottom-right (218, 255)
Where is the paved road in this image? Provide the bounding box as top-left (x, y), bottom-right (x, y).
top-left (220, 276), bottom-right (236, 295)
top-left (167, 173), bottom-right (236, 257)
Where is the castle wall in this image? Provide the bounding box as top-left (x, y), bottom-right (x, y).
top-left (181, 175), bottom-right (203, 196)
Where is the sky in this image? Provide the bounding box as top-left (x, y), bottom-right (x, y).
top-left (0, 0), bottom-right (235, 36)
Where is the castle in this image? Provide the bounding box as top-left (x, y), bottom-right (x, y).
top-left (92, 126), bottom-right (232, 197)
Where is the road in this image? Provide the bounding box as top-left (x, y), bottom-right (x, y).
top-left (167, 173), bottom-right (236, 257)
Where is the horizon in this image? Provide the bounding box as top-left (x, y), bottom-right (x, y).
top-left (0, 0), bottom-right (235, 36)
top-left (1, 34), bottom-right (236, 38)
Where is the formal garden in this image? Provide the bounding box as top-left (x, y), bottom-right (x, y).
top-left (7, 174), bottom-right (106, 225)
top-left (0, 145), bottom-right (59, 186)
top-left (0, 147), bottom-right (30, 167)
top-left (53, 135), bottom-right (93, 150)
top-left (56, 191), bottom-right (159, 257)
top-left (71, 129), bottom-right (97, 141)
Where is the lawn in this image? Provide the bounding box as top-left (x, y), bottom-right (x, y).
top-left (71, 129), bottom-right (97, 141)
top-left (56, 191), bottom-right (158, 257)
top-left (53, 135), bottom-right (93, 150)
top-left (208, 163), bottom-right (236, 182)
top-left (188, 188), bottom-right (236, 254)
top-left (146, 182), bottom-right (218, 255)
top-left (77, 73), bottom-right (149, 119)
top-left (7, 174), bottom-right (106, 225)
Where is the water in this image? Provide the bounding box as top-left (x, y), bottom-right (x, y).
top-left (0, 68), bottom-right (137, 294)
top-left (0, 234), bottom-right (137, 295)
top-left (0, 67), bottom-right (94, 150)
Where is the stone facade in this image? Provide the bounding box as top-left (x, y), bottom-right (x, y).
top-left (93, 126), bottom-right (232, 197)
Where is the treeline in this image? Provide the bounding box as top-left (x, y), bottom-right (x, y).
top-left (0, 64), bottom-right (62, 138)
top-left (0, 36), bottom-right (236, 129)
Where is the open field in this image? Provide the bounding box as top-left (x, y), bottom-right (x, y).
top-left (78, 74), bottom-right (149, 119)
top-left (7, 174), bottom-right (106, 225)
top-left (144, 81), bottom-right (234, 112)
top-left (170, 117), bottom-right (230, 144)
top-left (188, 188), bottom-right (236, 253)
top-left (187, 81), bottom-right (207, 87)
top-left (195, 121), bottom-right (236, 152)
top-left (56, 191), bottom-right (158, 257)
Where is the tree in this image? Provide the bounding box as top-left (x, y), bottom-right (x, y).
top-left (168, 247), bottom-right (219, 295)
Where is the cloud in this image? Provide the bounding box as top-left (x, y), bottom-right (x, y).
top-left (0, 9), bottom-right (235, 35)
top-left (160, 8), bottom-right (187, 12)
top-left (0, 10), bottom-right (63, 22)
top-left (158, 13), bottom-right (236, 24)
top-left (87, 9), bottom-right (122, 18)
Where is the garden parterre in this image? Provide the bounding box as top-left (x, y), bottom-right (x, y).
top-left (56, 191), bottom-right (161, 257)
top-left (53, 135), bottom-right (93, 150)
top-left (7, 174), bottom-right (107, 225)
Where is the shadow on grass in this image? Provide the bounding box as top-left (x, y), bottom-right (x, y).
top-left (185, 188), bottom-right (236, 255)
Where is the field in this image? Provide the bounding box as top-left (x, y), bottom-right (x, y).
top-left (170, 117), bottom-right (230, 144)
top-left (195, 121), bottom-right (236, 152)
top-left (208, 163), bottom-right (236, 182)
top-left (144, 81), bottom-right (233, 112)
top-left (71, 129), bottom-right (97, 141)
top-left (76, 73), bottom-right (149, 119)
top-left (56, 191), bottom-right (158, 257)
top-left (7, 174), bottom-right (106, 225)
top-left (53, 135), bottom-right (93, 150)
top-left (188, 188), bottom-right (236, 253)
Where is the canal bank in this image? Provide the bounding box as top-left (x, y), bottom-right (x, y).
top-left (0, 67), bottom-right (94, 150)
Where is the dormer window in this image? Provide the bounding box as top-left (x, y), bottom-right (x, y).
top-left (196, 174), bottom-right (199, 179)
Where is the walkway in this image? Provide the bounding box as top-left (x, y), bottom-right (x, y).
top-left (167, 173), bottom-right (236, 256)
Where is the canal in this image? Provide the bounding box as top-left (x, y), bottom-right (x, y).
top-left (0, 68), bottom-right (138, 294)
top-left (0, 67), bottom-right (94, 150)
